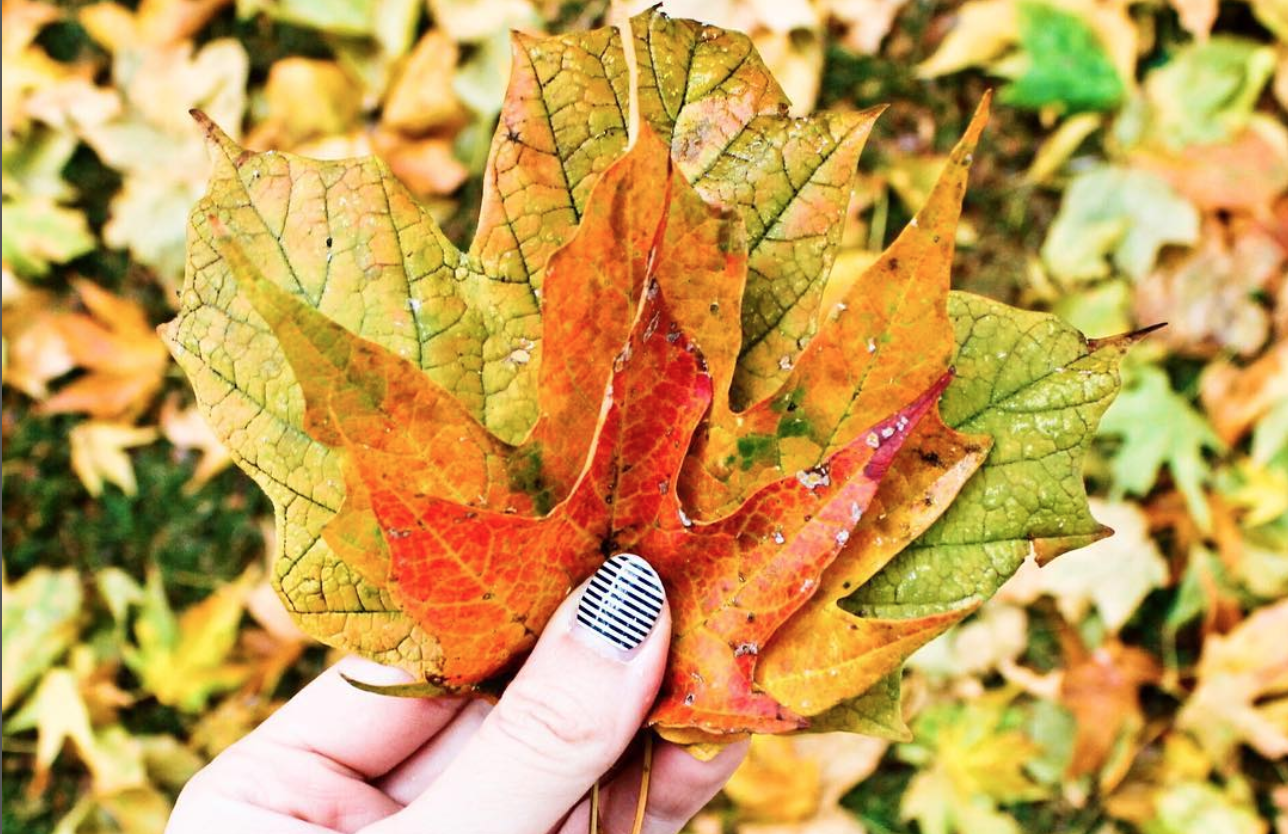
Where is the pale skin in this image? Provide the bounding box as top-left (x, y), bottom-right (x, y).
top-left (166, 577), bottom-right (747, 834)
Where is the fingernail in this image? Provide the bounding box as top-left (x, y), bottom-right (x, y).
top-left (574, 553), bottom-right (665, 654)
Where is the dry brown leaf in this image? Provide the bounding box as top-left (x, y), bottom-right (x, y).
top-left (158, 396), bottom-right (232, 490)
top-left (69, 421), bottom-right (159, 497)
top-left (1060, 634), bottom-right (1161, 785)
top-left (1201, 339), bottom-right (1288, 445)
top-left (1130, 116), bottom-right (1288, 212)
top-left (39, 280), bottom-right (169, 420)
top-left (1134, 216), bottom-right (1284, 359)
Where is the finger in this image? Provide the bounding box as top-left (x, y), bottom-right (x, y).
top-left (366, 553), bottom-right (670, 834)
top-left (253, 655), bottom-right (469, 780)
top-left (172, 736), bottom-right (401, 833)
top-left (375, 698), bottom-right (493, 804)
top-left (570, 738), bottom-right (748, 834)
top-left (167, 792), bottom-right (335, 834)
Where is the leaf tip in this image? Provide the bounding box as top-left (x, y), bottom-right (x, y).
top-left (189, 110), bottom-right (242, 162)
top-left (1087, 321), bottom-right (1166, 353)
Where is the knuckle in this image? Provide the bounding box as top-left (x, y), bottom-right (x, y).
top-left (490, 681), bottom-right (618, 773)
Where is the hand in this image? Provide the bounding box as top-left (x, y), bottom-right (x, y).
top-left (167, 555), bottom-right (747, 834)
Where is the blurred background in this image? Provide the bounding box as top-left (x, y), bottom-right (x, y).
top-left (2, 0), bottom-right (1286, 832)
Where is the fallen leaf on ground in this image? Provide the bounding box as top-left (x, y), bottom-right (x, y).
top-left (1060, 633), bottom-right (1161, 783)
top-left (1201, 339), bottom-right (1288, 445)
top-left (67, 38), bottom-right (248, 289)
top-left (1, 567), bottom-right (83, 712)
top-left (380, 29), bottom-right (467, 134)
top-left (1042, 165), bottom-right (1200, 284)
top-left (1131, 36), bottom-right (1277, 150)
top-left (828, 0), bottom-right (912, 54)
top-left (122, 567), bottom-right (259, 713)
top-left (906, 602), bottom-right (1028, 681)
top-left (78, 0), bottom-right (233, 51)
top-left (69, 421), bottom-right (160, 497)
top-left (1, 274), bottom-right (73, 399)
top-left (899, 689), bottom-right (1045, 834)
top-left (1129, 115), bottom-right (1288, 212)
top-left (725, 732), bottom-right (887, 833)
top-left (1100, 365), bottom-right (1224, 531)
top-left (244, 57), bottom-right (363, 150)
top-left (1178, 598), bottom-right (1288, 763)
top-left (159, 396), bottom-right (232, 491)
top-left (40, 280), bottom-right (169, 420)
top-left (4, 668), bottom-right (147, 797)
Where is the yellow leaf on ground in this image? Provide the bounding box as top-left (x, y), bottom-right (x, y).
top-left (69, 421), bottom-right (159, 497)
top-left (5, 668), bottom-right (147, 797)
top-left (381, 30), bottom-right (467, 134)
top-left (245, 57), bottom-right (364, 150)
top-left (78, 0), bottom-right (232, 51)
top-left (123, 566), bottom-right (259, 713)
top-left (726, 732), bottom-right (886, 833)
top-left (65, 38), bottom-right (248, 288)
top-left (1, 272), bottom-right (74, 399)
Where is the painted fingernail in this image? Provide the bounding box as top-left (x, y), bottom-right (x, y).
top-left (574, 553), bottom-right (665, 653)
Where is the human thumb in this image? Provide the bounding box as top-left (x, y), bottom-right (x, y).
top-left (367, 553), bottom-right (670, 834)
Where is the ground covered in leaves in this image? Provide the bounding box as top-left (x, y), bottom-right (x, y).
top-left (3, 1), bottom-right (1286, 832)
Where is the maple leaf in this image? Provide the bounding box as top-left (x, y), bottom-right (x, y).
top-left (1178, 598), bottom-right (1288, 763)
top-left (163, 10), bottom-right (1133, 737)
top-left (69, 421), bottom-right (160, 498)
top-left (807, 293), bottom-right (1142, 736)
top-left (1, 567), bottom-right (83, 713)
top-left (1056, 626), bottom-right (1161, 785)
top-left (206, 129), bottom-right (948, 733)
top-left (161, 7), bottom-right (881, 691)
top-left (121, 567), bottom-right (259, 713)
top-left (1099, 363), bottom-right (1224, 530)
top-left (39, 280), bottom-right (170, 421)
top-left (898, 689), bottom-right (1046, 834)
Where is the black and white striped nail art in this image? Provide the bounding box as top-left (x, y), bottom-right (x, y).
top-left (575, 554), bottom-right (665, 652)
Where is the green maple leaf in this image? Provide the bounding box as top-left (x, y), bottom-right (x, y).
top-left (811, 292), bottom-right (1137, 735)
top-left (1098, 363), bottom-right (1224, 531)
top-left (999, 1), bottom-right (1124, 113)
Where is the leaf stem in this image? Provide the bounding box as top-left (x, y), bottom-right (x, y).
top-left (631, 733), bottom-right (654, 834)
